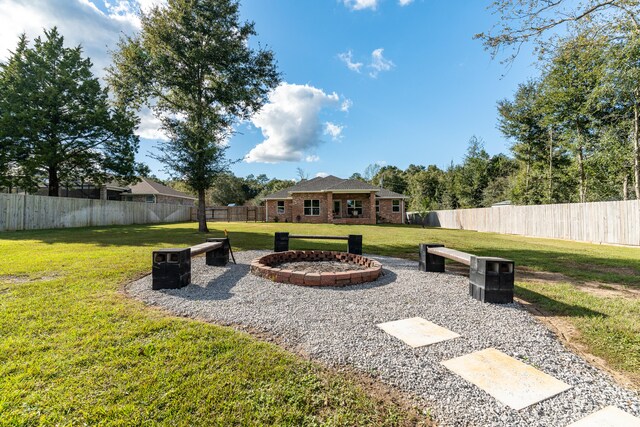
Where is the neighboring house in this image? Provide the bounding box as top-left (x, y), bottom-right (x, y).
top-left (35, 177), bottom-right (196, 206)
top-left (36, 181), bottom-right (129, 201)
top-left (121, 177), bottom-right (196, 206)
top-left (262, 175), bottom-right (408, 224)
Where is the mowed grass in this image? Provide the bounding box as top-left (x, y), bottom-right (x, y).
top-left (1, 222), bottom-right (639, 425)
top-left (0, 223), bottom-right (424, 426)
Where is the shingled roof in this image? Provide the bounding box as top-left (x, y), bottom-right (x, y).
top-left (128, 177), bottom-right (196, 200)
top-left (262, 175), bottom-right (407, 199)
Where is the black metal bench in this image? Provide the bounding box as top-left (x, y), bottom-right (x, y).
top-left (152, 237), bottom-right (234, 290)
top-left (419, 243), bottom-right (515, 304)
top-left (274, 232), bottom-right (362, 255)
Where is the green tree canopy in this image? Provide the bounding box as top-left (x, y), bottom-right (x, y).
top-left (109, 0), bottom-right (280, 232)
top-left (0, 28), bottom-right (142, 195)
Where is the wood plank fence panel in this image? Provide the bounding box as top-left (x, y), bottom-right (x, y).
top-left (407, 199), bottom-right (640, 246)
top-left (192, 206), bottom-right (266, 222)
top-left (0, 194), bottom-right (192, 231)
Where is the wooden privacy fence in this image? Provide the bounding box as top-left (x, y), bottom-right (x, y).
top-left (407, 199), bottom-right (640, 246)
top-left (0, 193), bottom-right (192, 231)
top-left (192, 206), bottom-right (265, 222)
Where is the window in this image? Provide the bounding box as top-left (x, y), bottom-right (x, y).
top-left (392, 199), bottom-right (400, 212)
top-left (277, 200), bottom-right (285, 214)
top-left (347, 199), bottom-right (363, 216)
top-left (304, 199), bottom-right (320, 216)
top-left (145, 195), bottom-right (155, 203)
top-left (375, 199), bottom-right (380, 213)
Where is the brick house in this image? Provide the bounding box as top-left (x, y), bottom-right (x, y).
top-left (262, 175), bottom-right (408, 224)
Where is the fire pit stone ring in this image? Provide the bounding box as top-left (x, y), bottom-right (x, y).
top-left (251, 250), bottom-right (382, 286)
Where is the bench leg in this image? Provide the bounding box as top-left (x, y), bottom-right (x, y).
top-left (469, 256), bottom-right (514, 303)
top-left (419, 243), bottom-right (445, 272)
top-left (152, 248), bottom-right (191, 289)
top-left (347, 234), bottom-right (362, 254)
top-left (205, 238), bottom-right (231, 266)
top-left (274, 232), bottom-right (289, 252)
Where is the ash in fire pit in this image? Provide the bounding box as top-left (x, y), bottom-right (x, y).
top-left (275, 260), bottom-right (367, 274)
top-left (251, 250), bottom-right (382, 287)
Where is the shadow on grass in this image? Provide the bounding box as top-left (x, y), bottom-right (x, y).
top-left (3, 222), bottom-right (638, 287)
top-left (515, 284), bottom-right (607, 319)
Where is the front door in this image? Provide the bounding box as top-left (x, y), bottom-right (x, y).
top-left (333, 200), bottom-right (342, 218)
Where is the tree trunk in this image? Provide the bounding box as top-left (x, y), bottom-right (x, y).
top-left (634, 100), bottom-right (640, 199)
top-left (578, 147), bottom-right (586, 203)
top-left (548, 127), bottom-right (554, 203)
top-left (198, 188), bottom-right (208, 233)
top-left (48, 165), bottom-right (59, 197)
top-left (576, 128), bottom-right (586, 203)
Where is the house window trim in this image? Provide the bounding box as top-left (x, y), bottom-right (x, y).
top-left (347, 199), bottom-right (363, 217)
top-left (392, 199), bottom-right (400, 212)
top-left (277, 200), bottom-right (285, 214)
top-left (304, 199), bottom-right (320, 216)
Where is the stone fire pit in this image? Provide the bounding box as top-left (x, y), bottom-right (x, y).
top-left (251, 250), bottom-right (382, 286)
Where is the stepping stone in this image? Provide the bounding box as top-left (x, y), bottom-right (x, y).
top-left (441, 347), bottom-right (572, 410)
top-left (376, 317), bottom-right (460, 348)
top-left (567, 406), bottom-right (640, 426)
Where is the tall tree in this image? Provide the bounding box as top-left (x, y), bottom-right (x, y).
top-left (372, 166), bottom-right (408, 194)
top-left (109, 0), bottom-right (279, 232)
top-left (606, 31), bottom-right (640, 198)
top-left (540, 33), bottom-right (607, 202)
top-left (456, 136), bottom-right (491, 207)
top-left (498, 80), bottom-right (548, 203)
top-left (0, 28), bottom-right (141, 196)
top-left (476, 0), bottom-right (640, 63)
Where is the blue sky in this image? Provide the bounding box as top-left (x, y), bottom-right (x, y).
top-left (0, 0), bottom-right (537, 181)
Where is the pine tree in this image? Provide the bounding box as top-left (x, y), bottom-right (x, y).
top-left (0, 28), bottom-right (142, 195)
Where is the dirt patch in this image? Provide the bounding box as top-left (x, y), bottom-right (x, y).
top-left (0, 275), bottom-right (31, 284)
top-left (516, 266), bottom-right (640, 299)
top-left (564, 262), bottom-right (640, 277)
top-left (516, 297), bottom-right (640, 391)
top-left (0, 275), bottom-right (60, 285)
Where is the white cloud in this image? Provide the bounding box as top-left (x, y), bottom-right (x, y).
top-left (245, 83), bottom-right (347, 163)
top-left (315, 172), bottom-right (329, 178)
top-left (338, 48), bottom-right (395, 78)
top-left (135, 108), bottom-right (168, 140)
top-left (338, 50), bottom-right (363, 73)
top-left (306, 155), bottom-right (320, 162)
top-left (324, 122), bottom-right (344, 140)
top-left (340, 99), bottom-right (353, 112)
top-left (343, 0), bottom-right (378, 10)
top-left (369, 48), bottom-right (395, 77)
top-left (398, 0), bottom-right (414, 5)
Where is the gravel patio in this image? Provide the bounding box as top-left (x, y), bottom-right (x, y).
top-left (127, 250), bottom-right (640, 427)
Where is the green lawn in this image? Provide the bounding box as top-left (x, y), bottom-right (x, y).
top-left (0, 223), bottom-right (424, 426)
top-left (1, 221), bottom-right (639, 425)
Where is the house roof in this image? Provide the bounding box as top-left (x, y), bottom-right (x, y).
top-left (375, 188), bottom-right (409, 199)
top-left (127, 177), bottom-right (196, 200)
top-left (262, 175), bottom-right (408, 200)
